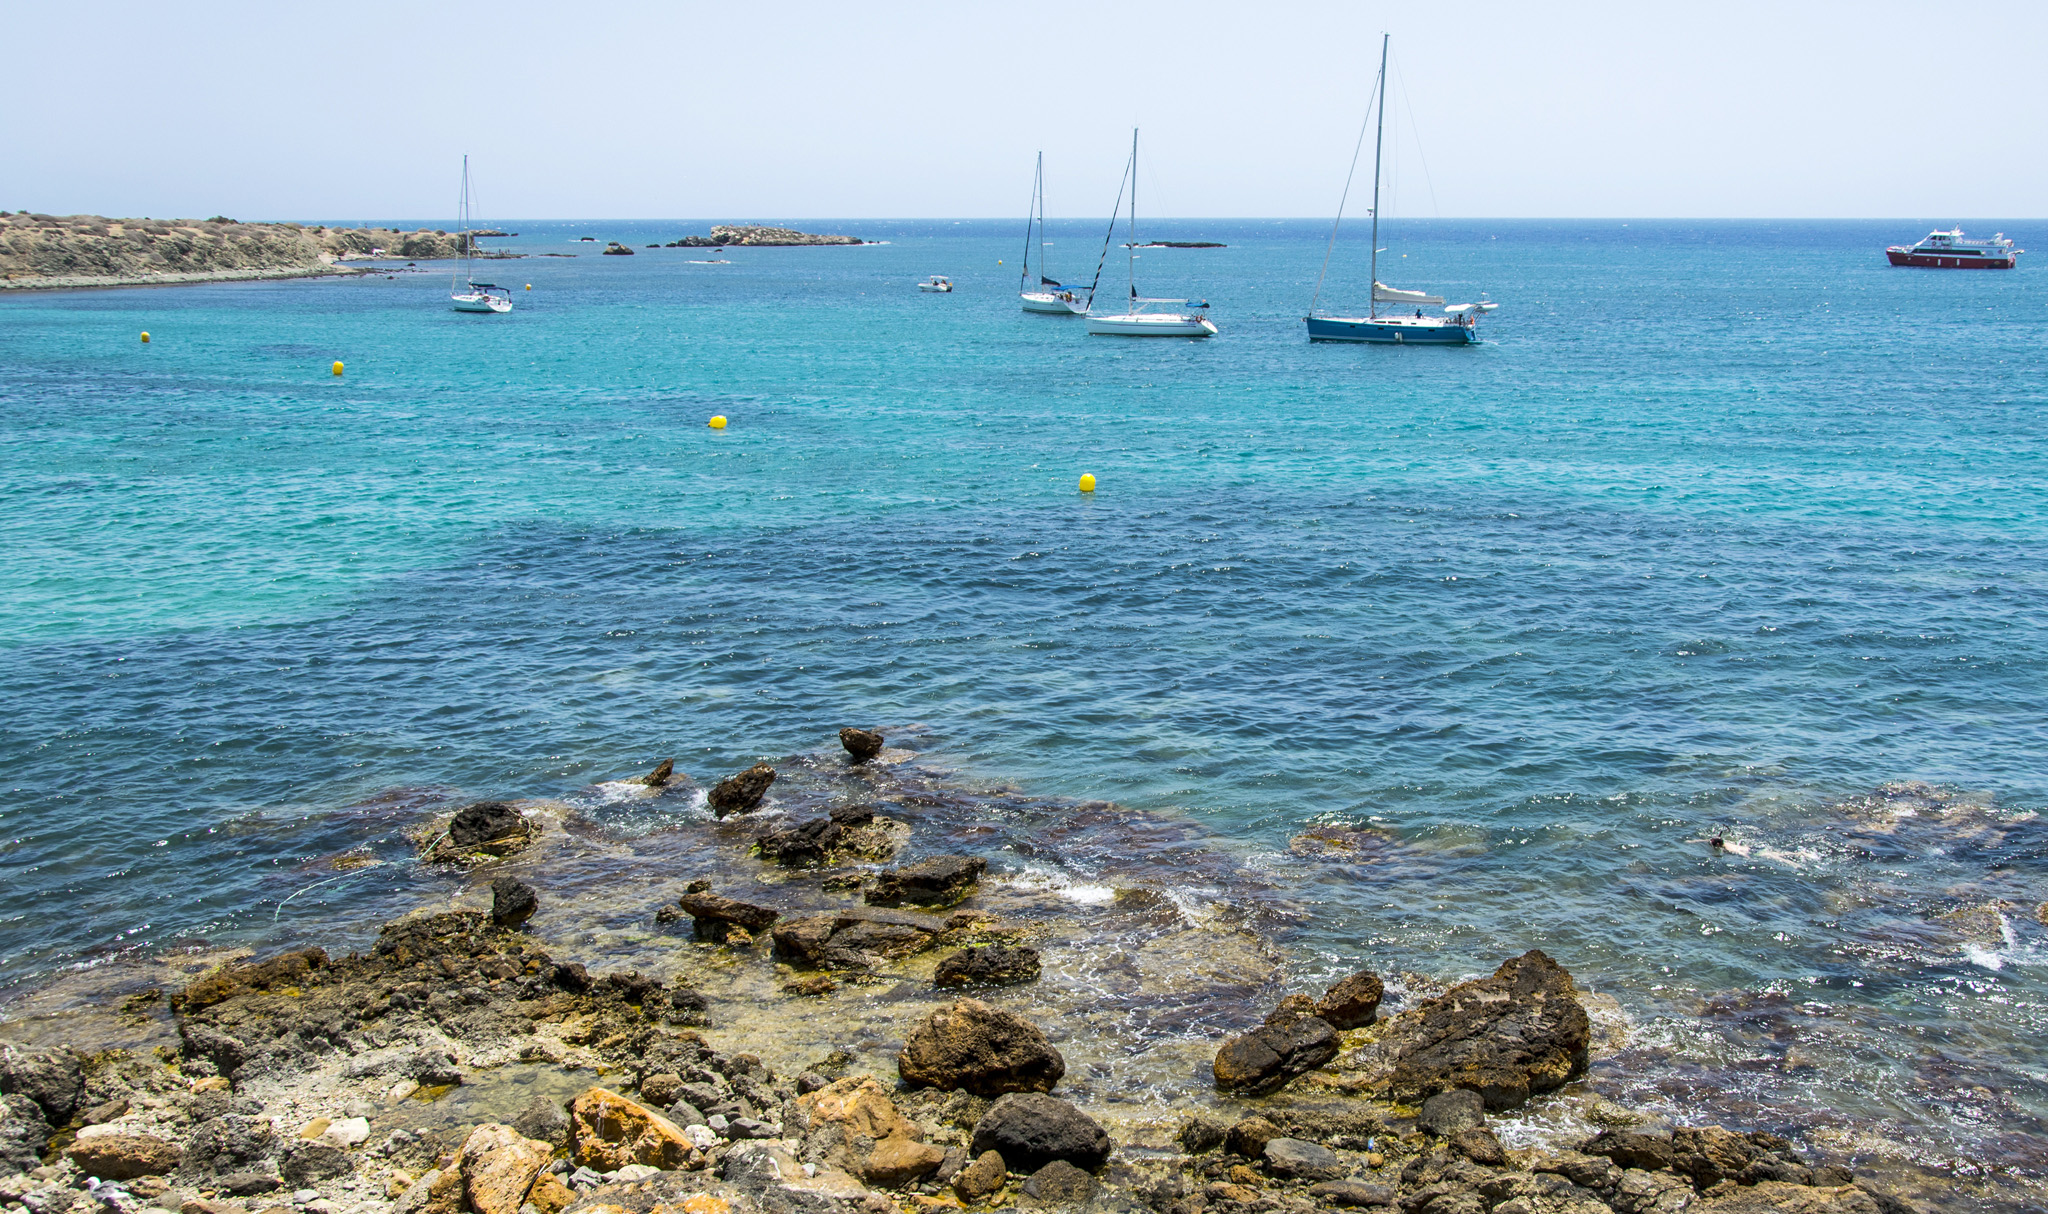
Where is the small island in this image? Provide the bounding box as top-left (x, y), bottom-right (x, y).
top-left (664, 225), bottom-right (866, 248)
top-left (0, 212), bottom-right (518, 291)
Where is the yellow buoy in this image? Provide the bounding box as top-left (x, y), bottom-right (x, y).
top-left (331, 360), bottom-right (344, 376)
top-left (709, 415), bottom-right (728, 429)
top-left (140, 331), bottom-right (150, 343)
top-left (525, 284), bottom-right (531, 290)
top-left (1078, 473), bottom-right (1096, 493)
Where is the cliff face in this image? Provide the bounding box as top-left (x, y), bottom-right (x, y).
top-left (0, 213), bottom-right (489, 289)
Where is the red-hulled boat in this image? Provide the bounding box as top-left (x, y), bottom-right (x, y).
top-left (1886, 228), bottom-right (2021, 268)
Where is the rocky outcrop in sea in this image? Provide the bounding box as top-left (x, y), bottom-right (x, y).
top-left (663, 226), bottom-right (865, 248)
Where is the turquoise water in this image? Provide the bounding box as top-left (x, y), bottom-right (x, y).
top-left (4, 219), bottom-right (2047, 1180)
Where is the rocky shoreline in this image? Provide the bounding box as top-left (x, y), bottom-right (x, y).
top-left (0, 734), bottom-right (1963, 1214)
top-left (0, 214), bottom-right (513, 291)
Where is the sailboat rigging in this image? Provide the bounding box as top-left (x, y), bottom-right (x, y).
top-left (1304, 35), bottom-right (1492, 344)
top-left (449, 155), bottom-right (512, 314)
top-left (1020, 153), bottom-right (1086, 315)
top-left (1083, 129), bottom-right (1216, 338)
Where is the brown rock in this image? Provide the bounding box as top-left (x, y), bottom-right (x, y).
top-left (790, 1076), bottom-right (944, 1188)
top-left (1378, 949), bottom-right (1590, 1110)
top-left (1451, 1127), bottom-right (1506, 1167)
top-left (640, 1073), bottom-right (685, 1108)
top-left (525, 1173), bottom-right (573, 1214)
top-left (707, 763), bottom-right (776, 816)
top-left (773, 908), bottom-right (946, 970)
top-left (1212, 1007), bottom-right (1339, 1096)
top-left (953, 1149), bottom-right (1006, 1201)
top-left (899, 999), bottom-right (1066, 1095)
top-left (568, 1087), bottom-right (700, 1171)
top-left (1020, 1159), bottom-right (1096, 1206)
top-left (65, 1131), bottom-right (182, 1179)
top-left (456, 1124), bottom-right (553, 1214)
top-left (1316, 971), bottom-right (1384, 1028)
top-left (637, 759), bottom-right (674, 787)
top-left (1224, 1117), bottom-right (1281, 1159)
top-left (172, 947), bottom-right (328, 1011)
top-left (1691, 1181), bottom-right (1886, 1213)
top-left (839, 728), bottom-right (885, 761)
top-left (933, 945), bottom-right (1041, 988)
top-left (867, 856), bottom-right (986, 908)
top-left (677, 890), bottom-right (780, 936)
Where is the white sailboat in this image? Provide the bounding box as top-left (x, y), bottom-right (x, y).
top-left (1019, 153), bottom-right (1086, 315)
top-left (1304, 35), bottom-right (1493, 344)
top-left (449, 155), bottom-right (512, 314)
top-left (1083, 130), bottom-right (1216, 338)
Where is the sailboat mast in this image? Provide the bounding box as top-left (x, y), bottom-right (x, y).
top-left (1127, 128), bottom-right (1138, 301)
top-left (1367, 35), bottom-right (1388, 320)
top-left (1021, 153), bottom-right (1040, 293)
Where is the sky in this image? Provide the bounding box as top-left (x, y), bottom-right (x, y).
top-left (6, 0), bottom-right (2044, 221)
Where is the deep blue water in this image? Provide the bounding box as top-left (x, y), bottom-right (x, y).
top-left (3, 218), bottom-right (2046, 1174)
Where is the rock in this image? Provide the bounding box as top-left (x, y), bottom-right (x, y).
top-left (932, 1148), bottom-right (970, 1186)
top-left (65, 1132), bottom-right (183, 1179)
top-left (640, 1074), bottom-right (685, 1108)
top-left (637, 760), bottom-right (674, 787)
top-left (721, 1140), bottom-right (801, 1189)
top-left (867, 856), bottom-right (986, 908)
top-left (829, 804), bottom-right (875, 827)
top-left (899, 1000), bottom-right (1066, 1096)
top-left (952, 1150), bottom-right (1006, 1201)
top-left (456, 1125), bottom-right (552, 1214)
top-left (81, 1098), bottom-right (129, 1126)
top-left (1261, 1138), bottom-right (1345, 1182)
top-left (1692, 1181), bottom-right (1888, 1214)
top-left (1176, 1116), bottom-right (1227, 1155)
top-left (490, 879), bottom-right (538, 928)
top-left (1579, 1129), bottom-right (1675, 1173)
top-left (934, 945), bottom-right (1041, 988)
top-left (568, 1087), bottom-right (699, 1171)
top-left (757, 818), bottom-right (841, 867)
top-left (1316, 972), bottom-right (1385, 1029)
top-left (1020, 1160), bottom-right (1095, 1205)
top-left (968, 1093), bottom-right (1109, 1173)
top-left (677, 891), bottom-right (780, 938)
top-left (448, 801), bottom-right (527, 848)
top-left (1451, 1128), bottom-right (1506, 1167)
top-left (839, 729), bottom-right (884, 762)
top-left (0, 1045), bottom-right (84, 1123)
top-left (399, 1166), bottom-right (464, 1214)
top-left (789, 1075), bottom-right (944, 1188)
top-left (707, 764), bottom-right (776, 817)
top-left (784, 974), bottom-right (837, 997)
top-left (525, 1173), bottom-right (572, 1214)
top-left (0, 1094), bottom-right (49, 1174)
top-left (773, 909), bottom-right (946, 971)
top-left (1224, 1117), bottom-right (1280, 1160)
top-left (728, 1117), bottom-right (777, 1140)
top-left (1381, 949), bottom-right (1589, 1111)
top-left (218, 1170), bottom-right (281, 1195)
top-left (511, 1097), bottom-right (569, 1150)
top-left (1307, 1180), bottom-right (1397, 1207)
top-left (280, 1142), bottom-right (353, 1187)
top-left (1211, 1007), bottom-right (1339, 1096)
top-left (1418, 1089), bottom-right (1486, 1137)
top-left (683, 1126), bottom-right (717, 1150)
top-left (317, 1118), bottom-right (369, 1150)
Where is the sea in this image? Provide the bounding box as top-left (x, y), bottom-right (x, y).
top-left (2, 218), bottom-right (2045, 1202)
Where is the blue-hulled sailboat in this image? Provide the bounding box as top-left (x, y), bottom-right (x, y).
top-left (1305, 34), bottom-right (1492, 344)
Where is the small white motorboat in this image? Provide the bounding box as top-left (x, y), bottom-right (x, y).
top-left (1085, 297), bottom-right (1217, 337)
top-left (918, 275), bottom-right (954, 293)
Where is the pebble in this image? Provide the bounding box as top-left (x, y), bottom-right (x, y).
top-left (683, 1125), bottom-right (718, 1150)
top-left (291, 1190), bottom-right (319, 1203)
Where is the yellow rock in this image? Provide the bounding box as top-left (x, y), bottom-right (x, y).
top-left (681, 1198), bottom-right (730, 1214)
top-left (299, 1117), bottom-right (332, 1140)
top-left (383, 1170), bottom-right (415, 1199)
top-left (792, 1075), bottom-right (944, 1187)
top-left (570, 1087), bottom-right (699, 1171)
top-left (190, 1077), bottom-right (231, 1093)
top-left (457, 1124), bottom-right (554, 1214)
top-left (526, 1172), bottom-right (573, 1214)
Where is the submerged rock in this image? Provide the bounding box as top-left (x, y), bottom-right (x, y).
top-left (1316, 970), bottom-right (1385, 1028)
top-left (866, 855), bottom-right (986, 908)
top-left (1308, 1179), bottom-right (1397, 1207)
top-left (773, 908), bottom-right (945, 970)
top-left (490, 877), bottom-right (538, 928)
top-left (1212, 1005), bottom-right (1339, 1096)
top-left (707, 763), bottom-right (776, 816)
top-left (757, 817), bottom-right (841, 867)
top-left (934, 944), bottom-right (1041, 988)
top-left (1021, 1159), bottom-right (1096, 1205)
top-left (969, 1092), bottom-right (1110, 1172)
top-left (839, 727), bottom-right (885, 762)
top-left (1263, 1137), bottom-right (1345, 1181)
top-left (677, 890), bottom-right (780, 940)
top-left (899, 999), bottom-right (1066, 1095)
top-left (450, 801), bottom-right (526, 847)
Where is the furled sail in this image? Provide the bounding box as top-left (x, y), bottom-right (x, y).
top-left (1373, 281), bottom-right (1444, 305)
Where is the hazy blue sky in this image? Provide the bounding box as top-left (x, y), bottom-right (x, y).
top-left (7, 0), bottom-right (2043, 221)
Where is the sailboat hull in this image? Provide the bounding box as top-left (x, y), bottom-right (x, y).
top-left (1022, 292), bottom-right (1087, 314)
top-left (451, 294), bottom-right (512, 313)
top-left (1305, 316), bottom-right (1474, 344)
top-left (1086, 313), bottom-right (1217, 337)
